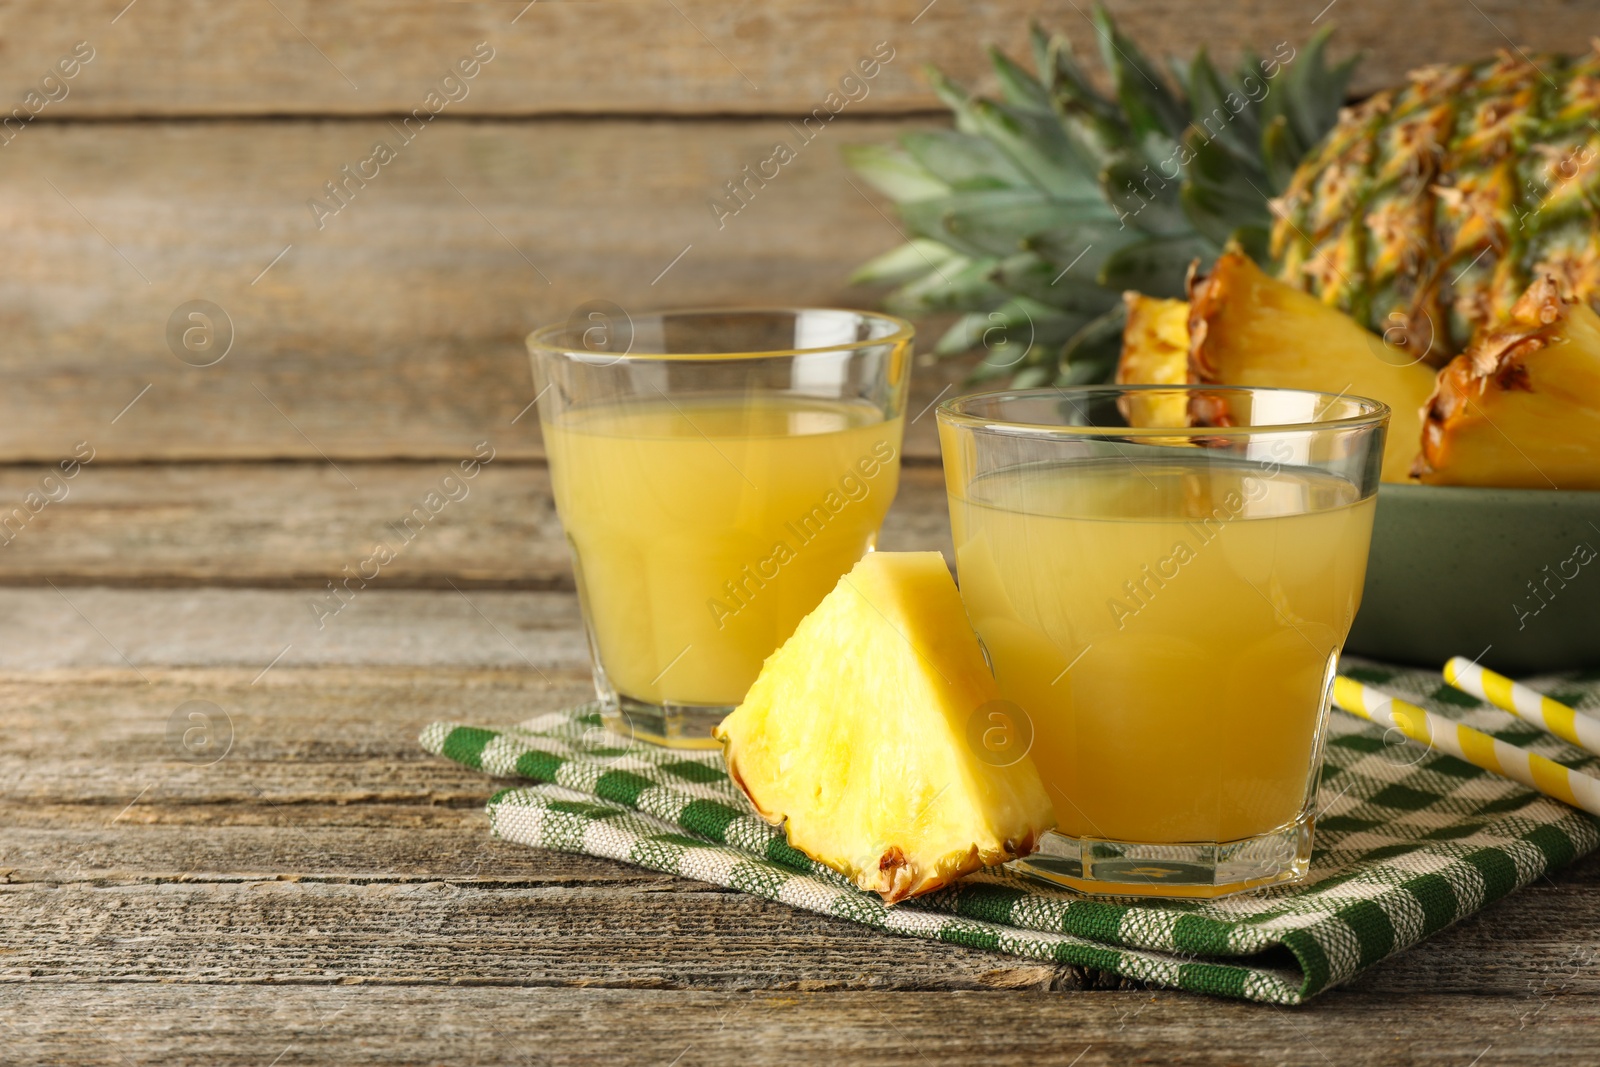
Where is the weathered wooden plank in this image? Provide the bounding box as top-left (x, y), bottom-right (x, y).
top-left (0, 462), bottom-right (952, 587)
top-left (0, 820), bottom-right (1596, 997)
top-left (4, 0), bottom-right (1585, 117)
top-left (0, 878), bottom-right (1128, 992)
top-left (0, 822), bottom-right (664, 884)
top-left (2, 665), bottom-right (1598, 999)
top-left (0, 118), bottom-right (966, 463)
top-left (0, 667), bottom-right (585, 807)
top-left (0, 986), bottom-right (1594, 1066)
top-left (0, 589), bottom-right (590, 669)
top-left (18, 815), bottom-right (1594, 919)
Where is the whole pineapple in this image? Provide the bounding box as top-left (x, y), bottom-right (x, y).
top-left (846, 8), bottom-right (1357, 385)
top-left (850, 8), bottom-right (1600, 381)
top-left (1274, 49), bottom-right (1600, 364)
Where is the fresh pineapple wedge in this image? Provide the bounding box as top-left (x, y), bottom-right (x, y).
top-left (1187, 249), bottom-right (1440, 483)
top-left (1117, 292), bottom-right (1192, 428)
top-left (713, 551), bottom-right (1055, 904)
top-left (1416, 276), bottom-right (1600, 489)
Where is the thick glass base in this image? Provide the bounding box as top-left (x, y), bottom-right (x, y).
top-left (601, 695), bottom-right (730, 750)
top-left (1009, 812), bottom-right (1314, 900)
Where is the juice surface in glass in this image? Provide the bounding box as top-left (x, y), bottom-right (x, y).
top-left (545, 393), bottom-right (903, 707)
top-left (949, 457), bottom-right (1375, 844)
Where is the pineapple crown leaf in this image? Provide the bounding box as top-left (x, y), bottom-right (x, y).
top-left (1027, 21), bottom-right (1052, 80)
top-left (1279, 26), bottom-right (1361, 150)
top-left (1097, 234), bottom-right (1213, 300)
top-left (963, 97), bottom-right (1104, 199)
top-left (1091, 4), bottom-right (1189, 146)
top-left (1055, 303), bottom-right (1129, 385)
top-left (1186, 49), bottom-right (1267, 169)
top-left (846, 10), bottom-right (1361, 384)
top-left (1259, 115), bottom-right (1304, 194)
top-left (839, 142), bottom-right (949, 202)
top-left (848, 239), bottom-right (961, 287)
top-left (899, 129), bottom-right (1031, 190)
top-left (988, 43), bottom-right (1054, 114)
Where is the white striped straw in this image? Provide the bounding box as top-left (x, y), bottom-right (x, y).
top-left (1332, 676), bottom-right (1600, 819)
top-left (1442, 656), bottom-right (1600, 759)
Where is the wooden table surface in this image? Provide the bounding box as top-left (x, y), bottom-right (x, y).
top-left (8, 474), bottom-right (1600, 1065)
top-left (7, 2), bottom-right (1600, 1062)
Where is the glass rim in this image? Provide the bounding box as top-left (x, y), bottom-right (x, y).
top-left (936, 385), bottom-right (1391, 439)
top-left (525, 305), bottom-right (915, 362)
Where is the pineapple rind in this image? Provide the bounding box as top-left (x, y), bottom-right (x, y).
top-left (1273, 45), bottom-right (1600, 362)
top-left (1188, 249), bottom-right (1439, 483)
top-left (1417, 275), bottom-right (1600, 488)
top-left (714, 552), bottom-right (1056, 904)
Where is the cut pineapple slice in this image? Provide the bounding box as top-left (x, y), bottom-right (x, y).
top-left (713, 551), bottom-right (1055, 904)
top-left (1117, 291), bottom-right (1192, 428)
top-left (1416, 276), bottom-right (1600, 489)
top-left (1188, 249), bottom-right (1439, 483)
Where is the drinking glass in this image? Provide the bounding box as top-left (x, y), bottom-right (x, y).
top-left (938, 385), bottom-right (1387, 897)
top-left (529, 308), bottom-right (912, 748)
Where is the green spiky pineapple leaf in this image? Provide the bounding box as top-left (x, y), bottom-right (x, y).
top-left (849, 240), bottom-right (962, 286)
top-left (900, 130), bottom-right (1033, 190)
top-left (840, 144), bottom-right (949, 201)
top-left (1057, 304), bottom-right (1128, 384)
top-left (844, 4), bottom-right (1359, 386)
top-left (1097, 235), bottom-right (1212, 298)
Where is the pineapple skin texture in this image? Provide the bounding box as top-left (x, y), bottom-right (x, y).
top-left (1189, 250), bottom-right (1438, 483)
top-left (713, 552), bottom-right (1056, 904)
top-left (1418, 276), bottom-right (1600, 489)
top-left (1273, 47), bottom-right (1600, 362)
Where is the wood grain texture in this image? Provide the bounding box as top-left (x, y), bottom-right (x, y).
top-left (7, 2), bottom-right (1599, 1055)
top-left (0, 588), bottom-right (592, 669)
top-left (2, 986), bottom-right (1598, 1066)
top-left (0, 117), bottom-right (966, 463)
top-left (0, 461), bottom-right (951, 587)
top-left (2, 0), bottom-right (1587, 117)
top-left (1, 828), bottom-right (1597, 998)
top-left (1, 878), bottom-right (1132, 992)
top-left (2, 665), bottom-right (1599, 1001)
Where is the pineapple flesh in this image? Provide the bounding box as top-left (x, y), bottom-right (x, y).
top-left (1186, 249), bottom-right (1440, 483)
top-left (1417, 275), bottom-right (1600, 488)
top-left (1117, 292), bottom-right (1192, 428)
top-left (713, 551), bottom-right (1055, 904)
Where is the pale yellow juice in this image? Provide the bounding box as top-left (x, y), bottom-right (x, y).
top-left (949, 458), bottom-right (1374, 844)
top-left (545, 395), bottom-right (902, 707)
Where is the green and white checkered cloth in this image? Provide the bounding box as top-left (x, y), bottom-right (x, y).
top-left (420, 661), bottom-right (1600, 1004)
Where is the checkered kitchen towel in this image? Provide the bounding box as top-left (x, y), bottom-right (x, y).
top-left (420, 662), bottom-right (1600, 1004)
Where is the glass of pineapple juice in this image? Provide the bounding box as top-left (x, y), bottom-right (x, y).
top-left (938, 385), bottom-right (1387, 897)
top-left (528, 308), bottom-right (912, 748)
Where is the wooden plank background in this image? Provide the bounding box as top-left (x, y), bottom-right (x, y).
top-left (0, 0), bottom-right (1591, 471)
top-left (0, 0), bottom-right (1589, 117)
top-left (7, 3), bottom-right (1600, 1061)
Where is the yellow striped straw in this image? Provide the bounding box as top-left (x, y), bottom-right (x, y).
top-left (1442, 656), bottom-right (1600, 759)
top-left (1332, 676), bottom-right (1600, 819)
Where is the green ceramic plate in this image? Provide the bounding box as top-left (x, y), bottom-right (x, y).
top-left (1346, 483), bottom-right (1600, 674)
